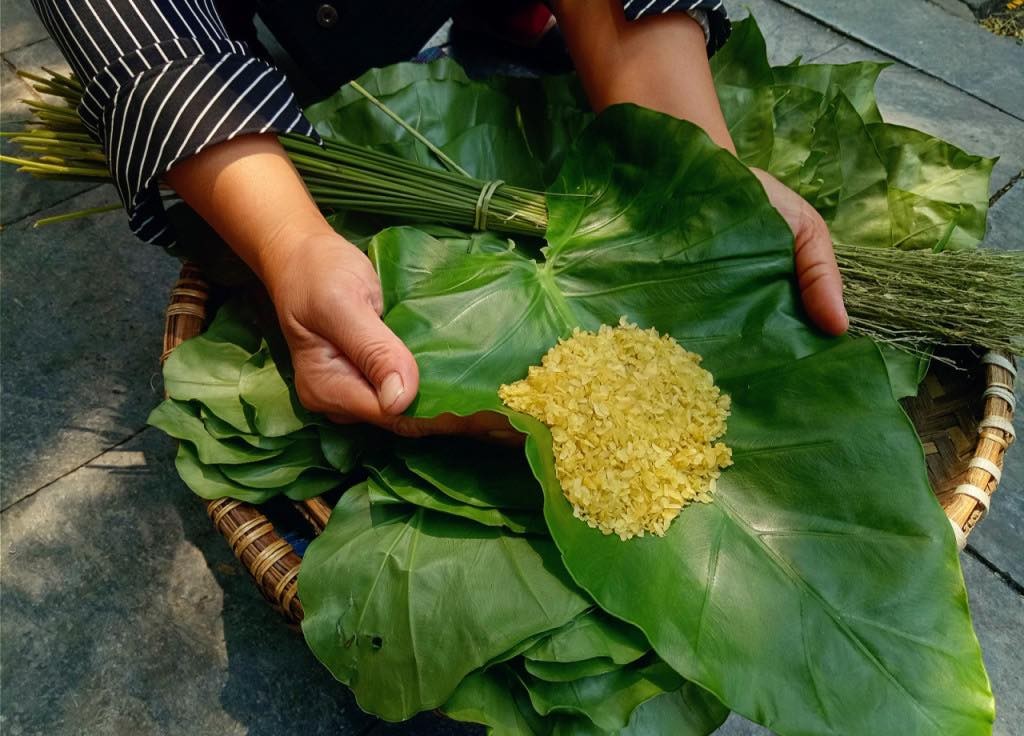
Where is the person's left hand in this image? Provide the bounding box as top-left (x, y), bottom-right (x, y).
top-left (751, 168), bottom-right (849, 336)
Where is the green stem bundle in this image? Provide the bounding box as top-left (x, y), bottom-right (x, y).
top-left (2, 69), bottom-right (1021, 355)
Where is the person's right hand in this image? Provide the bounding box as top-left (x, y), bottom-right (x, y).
top-left (262, 230), bottom-right (512, 438)
top-left (165, 133), bottom-right (511, 438)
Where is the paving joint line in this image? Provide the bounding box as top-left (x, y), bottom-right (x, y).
top-left (988, 169), bottom-right (1023, 207)
top-left (0, 181), bottom-right (108, 228)
top-left (771, 0), bottom-right (1024, 123)
top-left (0, 424), bottom-right (153, 514)
top-left (965, 544), bottom-right (1024, 596)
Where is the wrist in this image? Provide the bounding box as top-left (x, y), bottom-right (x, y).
top-left (256, 222), bottom-right (356, 302)
top-left (253, 217), bottom-right (339, 292)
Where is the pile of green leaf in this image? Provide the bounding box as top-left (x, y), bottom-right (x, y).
top-left (151, 17), bottom-right (997, 736)
top-left (151, 299), bottom-right (366, 504)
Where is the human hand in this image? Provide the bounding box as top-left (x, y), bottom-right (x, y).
top-left (751, 168), bottom-right (849, 335)
top-left (262, 230), bottom-right (511, 438)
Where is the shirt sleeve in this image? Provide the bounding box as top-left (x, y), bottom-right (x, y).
top-left (30, 0), bottom-right (318, 246)
top-left (622, 0), bottom-right (731, 55)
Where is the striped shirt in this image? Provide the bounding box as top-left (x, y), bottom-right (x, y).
top-left (31, 1), bottom-right (730, 247)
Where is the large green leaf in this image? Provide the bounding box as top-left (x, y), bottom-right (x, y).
top-left (161, 301), bottom-right (261, 432)
top-left (367, 462), bottom-right (545, 535)
top-left (374, 107), bottom-right (827, 419)
top-left (304, 59), bottom-right (589, 188)
top-left (199, 407), bottom-right (301, 450)
top-left (148, 399), bottom-right (284, 465)
top-left (397, 436), bottom-right (544, 511)
top-left (373, 106), bottom-right (993, 734)
top-left (766, 60), bottom-right (887, 186)
top-left (298, 483), bottom-right (591, 721)
top-left (709, 17), bottom-right (775, 169)
top-left (772, 60), bottom-right (887, 123)
top-left (219, 439), bottom-right (329, 489)
top-left (524, 610), bottom-right (648, 666)
top-left (174, 442), bottom-right (339, 503)
top-left (518, 657), bottom-right (685, 731)
top-left (443, 665), bottom-right (551, 736)
top-left (238, 343), bottom-right (318, 437)
top-left (444, 664), bottom-right (728, 736)
top-left (524, 657), bottom-right (622, 683)
top-left (797, 93), bottom-right (993, 251)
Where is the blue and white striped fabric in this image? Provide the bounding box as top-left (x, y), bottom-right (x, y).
top-left (623, 0), bottom-right (730, 53)
top-left (31, 1), bottom-right (730, 247)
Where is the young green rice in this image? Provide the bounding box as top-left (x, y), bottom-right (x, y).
top-left (500, 319), bottom-right (732, 541)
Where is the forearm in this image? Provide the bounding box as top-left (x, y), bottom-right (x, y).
top-left (551, 0), bottom-right (735, 154)
top-left (166, 134), bottom-right (335, 289)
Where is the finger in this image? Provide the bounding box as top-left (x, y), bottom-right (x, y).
top-left (794, 208), bottom-right (849, 336)
top-left (293, 344), bottom-right (388, 422)
top-left (386, 410), bottom-right (514, 439)
top-left (324, 299), bottom-right (420, 415)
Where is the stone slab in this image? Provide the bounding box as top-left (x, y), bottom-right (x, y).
top-left (1, 57), bottom-right (38, 124)
top-left (961, 554), bottom-right (1024, 735)
top-left (927, 0), bottom-right (978, 22)
top-left (0, 0), bottom-right (50, 54)
top-left (1, 36), bottom-right (99, 226)
top-left (776, 0), bottom-right (1024, 119)
top-left (813, 42), bottom-right (1024, 195)
top-left (731, 0), bottom-right (847, 65)
top-left (968, 179), bottom-right (1024, 585)
top-left (962, 0), bottom-right (1007, 17)
top-left (0, 126), bottom-right (100, 225)
top-left (0, 187), bottom-right (179, 507)
top-left (984, 178), bottom-right (1024, 251)
top-left (0, 428), bottom-right (375, 735)
top-left (4, 37), bottom-right (72, 91)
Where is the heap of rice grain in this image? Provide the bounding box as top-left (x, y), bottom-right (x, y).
top-left (499, 319), bottom-right (732, 541)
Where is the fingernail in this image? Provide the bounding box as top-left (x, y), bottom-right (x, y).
top-left (378, 372), bottom-right (406, 410)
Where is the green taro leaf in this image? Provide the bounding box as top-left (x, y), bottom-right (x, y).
top-left (375, 106), bottom-right (993, 734)
top-left (304, 58), bottom-right (590, 189)
top-left (620, 684), bottom-right (730, 736)
top-left (513, 337), bottom-right (992, 735)
top-left (866, 122), bottom-right (994, 250)
top-left (798, 93), bottom-right (993, 250)
top-left (318, 423), bottom-right (367, 473)
top-left (766, 60), bottom-right (886, 187)
top-left (367, 463), bottom-right (546, 535)
top-left (710, 17), bottom-right (776, 168)
top-left (518, 657), bottom-right (686, 731)
top-left (219, 439), bottom-right (329, 489)
top-left (298, 483), bottom-right (591, 721)
top-left (524, 657), bottom-right (623, 683)
top-left (524, 609), bottom-right (649, 667)
top-left (161, 300), bottom-right (261, 432)
top-left (444, 665), bottom-right (729, 736)
top-left (374, 107), bottom-right (829, 419)
top-left (148, 399), bottom-right (285, 465)
top-left (771, 60), bottom-right (887, 123)
top-left (199, 407), bottom-right (301, 450)
top-left (396, 436), bottom-right (544, 511)
top-left (239, 343), bottom-right (318, 437)
top-left (174, 443), bottom-right (340, 503)
top-left (444, 664), bottom-right (552, 736)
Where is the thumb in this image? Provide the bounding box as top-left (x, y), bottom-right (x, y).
top-left (794, 206), bottom-right (849, 336)
top-left (329, 300), bottom-right (420, 415)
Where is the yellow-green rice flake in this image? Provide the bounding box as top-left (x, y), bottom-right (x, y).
top-left (499, 319), bottom-right (732, 541)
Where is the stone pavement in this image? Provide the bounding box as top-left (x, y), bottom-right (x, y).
top-left (1, 1), bottom-right (1021, 734)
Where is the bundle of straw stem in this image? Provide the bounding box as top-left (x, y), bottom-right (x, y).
top-left (2, 68), bottom-right (1021, 355)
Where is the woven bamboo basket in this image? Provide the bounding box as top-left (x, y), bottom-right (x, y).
top-left (161, 262), bottom-right (1018, 625)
